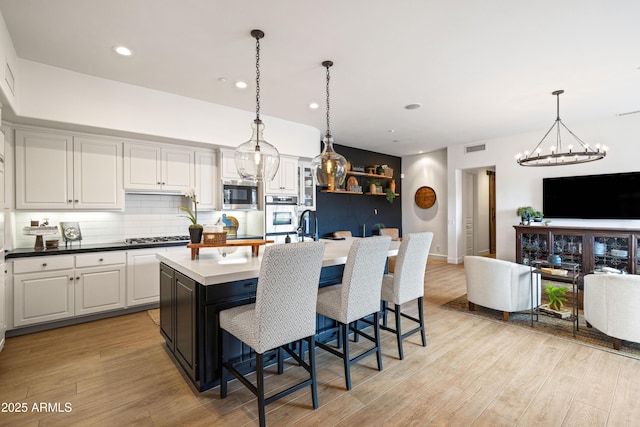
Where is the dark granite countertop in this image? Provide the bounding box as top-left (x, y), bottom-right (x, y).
top-left (6, 235), bottom-right (264, 259)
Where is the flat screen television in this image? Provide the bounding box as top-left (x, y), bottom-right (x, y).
top-left (543, 172), bottom-right (640, 219)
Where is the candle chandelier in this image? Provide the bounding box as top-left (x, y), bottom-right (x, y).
top-left (516, 90), bottom-right (607, 167)
top-left (311, 60), bottom-right (347, 190)
top-left (234, 29), bottom-right (280, 181)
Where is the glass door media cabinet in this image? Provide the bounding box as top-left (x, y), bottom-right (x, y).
top-left (514, 225), bottom-right (640, 278)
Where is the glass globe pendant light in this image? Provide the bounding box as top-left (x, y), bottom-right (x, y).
top-left (312, 60), bottom-right (347, 191)
top-left (234, 29), bottom-right (280, 182)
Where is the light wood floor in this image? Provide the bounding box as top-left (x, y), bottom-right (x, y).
top-left (2, 261), bottom-right (640, 426)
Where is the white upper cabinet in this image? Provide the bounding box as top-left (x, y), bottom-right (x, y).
top-left (194, 150), bottom-right (217, 211)
top-left (266, 156), bottom-right (299, 195)
top-left (124, 142), bottom-right (194, 193)
top-left (219, 148), bottom-right (241, 180)
top-left (15, 130), bottom-right (123, 210)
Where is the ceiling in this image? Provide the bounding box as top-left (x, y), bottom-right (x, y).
top-left (1, 0), bottom-right (639, 157)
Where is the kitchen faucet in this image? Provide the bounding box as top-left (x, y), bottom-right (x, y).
top-left (297, 209), bottom-right (318, 241)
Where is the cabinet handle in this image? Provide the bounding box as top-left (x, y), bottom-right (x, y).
top-left (69, 277), bottom-right (74, 281)
top-left (42, 263), bottom-right (47, 267)
top-left (99, 258), bottom-right (104, 262)
top-left (162, 182), bottom-right (166, 185)
top-left (68, 200), bottom-right (72, 203)
top-left (74, 199), bottom-right (79, 203)
top-left (157, 182), bottom-right (161, 185)
top-left (76, 277), bottom-right (80, 280)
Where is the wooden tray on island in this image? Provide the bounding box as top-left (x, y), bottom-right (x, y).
top-left (187, 239), bottom-right (274, 259)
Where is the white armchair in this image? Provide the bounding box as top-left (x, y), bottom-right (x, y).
top-left (464, 256), bottom-right (540, 321)
top-left (584, 273), bottom-right (640, 350)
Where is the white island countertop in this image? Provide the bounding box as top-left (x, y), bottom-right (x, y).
top-left (156, 238), bottom-right (400, 286)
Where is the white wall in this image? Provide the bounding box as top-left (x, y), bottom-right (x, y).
top-left (439, 114), bottom-right (640, 263)
top-left (16, 59), bottom-right (320, 158)
top-left (401, 149), bottom-right (448, 259)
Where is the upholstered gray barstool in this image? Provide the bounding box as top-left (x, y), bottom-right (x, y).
top-left (380, 232), bottom-right (433, 360)
top-left (219, 241), bottom-right (325, 427)
top-left (316, 236), bottom-right (392, 390)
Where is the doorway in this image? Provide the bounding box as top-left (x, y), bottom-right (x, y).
top-left (461, 167), bottom-right (496, 257)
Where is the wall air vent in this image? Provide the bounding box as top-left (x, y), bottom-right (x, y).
top-left (465, 143), bottom-right (486, 154)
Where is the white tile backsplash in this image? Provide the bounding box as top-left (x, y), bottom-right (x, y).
top-left (11, 194), bottom-right (263, 249)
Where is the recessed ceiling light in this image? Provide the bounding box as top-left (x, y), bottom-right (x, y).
top-left (235, 81), bottom-right (248, 89)
top-left (404, 103), bottom-right (422, 110)
top-left (388, 129), bottom-right (396, 133)
top-left (218, 77), bottom-right (228, 83)
top-left (113, 46), bottom-right (133, 56)
top-left (308, 102), bottom-right (319, 109)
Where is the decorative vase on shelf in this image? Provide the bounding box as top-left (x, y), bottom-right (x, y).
top-left (189, 225), bottom-right (203, 244)
top-left (389, 179), bottom-right (396, 193)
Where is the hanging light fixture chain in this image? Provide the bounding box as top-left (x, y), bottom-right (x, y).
top-left (325, 63), bottom-right (331, 136)
top-left (322, 60), bottom-right (333, 137)
top-left (255, 34), bottom-right (261, 121)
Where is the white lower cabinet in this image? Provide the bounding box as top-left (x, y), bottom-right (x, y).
top-left (13, 252), bottom-right (126, 327)
top-left (126, 246), bottom-right (184, 307)
top-left (75, 252), bottom-right (126, 315)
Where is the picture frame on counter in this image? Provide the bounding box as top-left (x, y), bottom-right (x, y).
top-left (60, 222), bottom-right (82, 243)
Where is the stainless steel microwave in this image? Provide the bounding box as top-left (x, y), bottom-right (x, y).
top-left (222, 180), bottom-right (259, 210)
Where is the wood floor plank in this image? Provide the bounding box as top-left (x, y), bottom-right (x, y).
top-left (1, 260), bottom-right (640, 426)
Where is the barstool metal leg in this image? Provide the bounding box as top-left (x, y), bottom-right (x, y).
top-left (342, 322), bottom-right (352, 390)
top-left (308, 336), bottom-right (319, 409)
top-left (220, 330), bottom-right (228, 398)
top-left (394, 304), bottom-right (404, 360)
top-left (256, 352), bottom-right (266, 427)
top-left (418, 297), bottom-right (427, 347)
top-left (374, 311), bottom-right (383, 371)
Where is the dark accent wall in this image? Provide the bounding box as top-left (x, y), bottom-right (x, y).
top-left (316, 144), bottom-right (402, 238)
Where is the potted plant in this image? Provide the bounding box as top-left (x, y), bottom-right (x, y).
top-left (533, 210), bottom-right (544, 222)
top-left (180, 189), bottom-right (203, 243)
top-left (385, 188), bottom-right (396, 203)
top-left (540, 284), bottom-right (571, 318)
top-left (372, 223), bottom-right (386, 235)
top-left (368, 179), bottom-right (380, 194)
top-left (516, 206), bottom-right (536, 225)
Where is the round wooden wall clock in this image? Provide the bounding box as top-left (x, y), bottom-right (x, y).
top-left (414, 186), bottom-right (436, 209)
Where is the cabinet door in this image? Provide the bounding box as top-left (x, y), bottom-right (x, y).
top-left (280, 157), bottom-right (299, 194)
top-left (15, 130), bottom-right (73, 209)
top-left (266, 156), bottom-right (299, 194)
top-left (73, 137), bottom-right (124, 209)
top-left (162, 148), bottom-right (194, 192)
top-left (174, 271), bottom-right (196, 380)
top-left (75, 265), bottom-right (126, 315)
top-left (299, 162), bottom-right (315, 208)
top-left (194, 150), bottom-right (217, 210)
top-left (159, 263), bottom-right (175, 350)
top-left (127, 249), bottom-right (161, 306)
top-left (123, 143), bottom-right (161, 191)
top-left (220, 149), bottom-right (241, 180)
top-left (14, 270), bottom-right (74, 326)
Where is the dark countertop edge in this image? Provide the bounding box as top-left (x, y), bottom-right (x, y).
top-left (6, 235), bottom-right (264, 259)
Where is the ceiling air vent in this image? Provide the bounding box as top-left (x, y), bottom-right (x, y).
top-left (465, 143), bottom-right (486, 154)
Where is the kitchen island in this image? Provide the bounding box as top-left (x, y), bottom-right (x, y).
top-left (156, 238), bottom-right (400, 392)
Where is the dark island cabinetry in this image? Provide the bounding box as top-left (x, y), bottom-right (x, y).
top-left (159, 262), bottom-right (346, 392)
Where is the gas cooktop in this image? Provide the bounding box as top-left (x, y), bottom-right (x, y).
top-left (124, 235), bottom-right (190, 245)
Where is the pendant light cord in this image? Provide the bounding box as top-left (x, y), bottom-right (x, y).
top-left (255, 34), bottom-right (261, 122)
top-left (323, 60), bottom-right (333, 138)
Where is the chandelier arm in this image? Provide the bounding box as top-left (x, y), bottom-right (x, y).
top-left (558, 121), bottom-right (591, 150)
top-left (526, 121), bottom-right (559, 157)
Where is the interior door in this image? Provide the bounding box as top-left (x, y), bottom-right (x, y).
top-left (464, 172), bottom-right (474, 256)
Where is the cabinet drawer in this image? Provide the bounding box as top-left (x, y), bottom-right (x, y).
top-left (13, 256), bottom-right (74, 274)
top-left (75, 252), bottom-right (126, 268)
